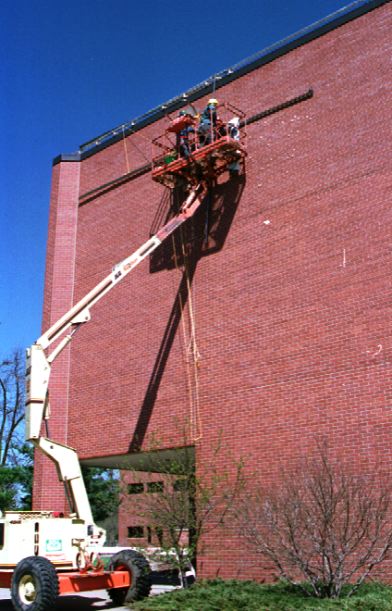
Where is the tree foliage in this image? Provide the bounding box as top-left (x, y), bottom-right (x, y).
top-left (82, 466), bottom-right (120, 523)
top-left (0, 350), bottom-right (25, 465)
top-left (235, 444), bottom-right (392, 598)
top-left (124, 439), bottom-right (244, 586)
top-left (0, 350), bottom-right (33, 511)
top-left (0, 460), bottom-right (32, 511)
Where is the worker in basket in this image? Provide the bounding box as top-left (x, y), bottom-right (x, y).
top-left (176, 110), bottom-right (195, 159)
top-left (227, 116), bottom-right (241, 175)
top-left (198, 98), bottom-right (225, 146)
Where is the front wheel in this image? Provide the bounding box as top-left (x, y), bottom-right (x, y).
top-left (11, 556), bottom-right (59, 611)
top-left (108, 549), bottom-right (151, 604)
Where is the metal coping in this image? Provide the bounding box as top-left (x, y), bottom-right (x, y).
top-left (78, 89), bottom-right (313, 205)
top-left (53, 0), bottom-right (388, 165)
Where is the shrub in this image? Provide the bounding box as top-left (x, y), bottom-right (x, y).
top-left (235, 445), bottom-right (392, 598)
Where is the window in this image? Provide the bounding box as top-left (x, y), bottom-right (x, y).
top-left (127, 526), bottom-right (144, 538)
top-left (127, 483), bottom-right (144, 495)
top-left (0, 523), bottom-right (4, 547)
top-left (147, 481), bottom-right (164, 493)
top-left (147, 526), bottom-right (163, 546)
top-left (174, 478), bottom-right (188, 492)
top-left (156, 526), bottom-right (164, 546)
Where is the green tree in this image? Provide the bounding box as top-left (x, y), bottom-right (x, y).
top-left (82, 466), bottom-right (120, 528)
top-left (0, 350), bottom-right (33, 511)
top-left (124, 438), bottom-right (244, 587)
top-left (0, 460), bottom-right (32, 511)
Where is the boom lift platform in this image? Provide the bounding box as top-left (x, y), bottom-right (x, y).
top-left (0, 184), bottom-right (207, 610)
top-left (152, 101), bottom-right (247, 188)
top-left (0, 99), bottom-right (244, 611)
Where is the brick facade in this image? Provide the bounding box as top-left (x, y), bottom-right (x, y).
top-left (35, 3), bottom-right (392, 579)
top-left (33, 161), bottom-right (80, 514)
top-left (118, 472), bottom-right (186, 548)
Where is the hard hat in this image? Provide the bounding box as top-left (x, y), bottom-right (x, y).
top-left (228, 117), bottom-right (240, 126)
top-left (208, 98), bottom-right (218, 105)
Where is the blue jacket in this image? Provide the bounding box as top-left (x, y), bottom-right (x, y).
top-left (200, 104), bottom-right (217, 126)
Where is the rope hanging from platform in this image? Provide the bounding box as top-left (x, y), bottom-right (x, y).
top-left (171, 228), bottom-right (203, 442)
top-left (121, 123), bottom-right (152, 173)
top-left (122, 126), bottom-right (131, 174)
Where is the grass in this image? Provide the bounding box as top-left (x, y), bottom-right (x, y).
top-left (133, 579), bottom-right (392, 611)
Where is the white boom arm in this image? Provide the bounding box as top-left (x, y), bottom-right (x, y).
top-left (26, 183), bottom-right (206, 523)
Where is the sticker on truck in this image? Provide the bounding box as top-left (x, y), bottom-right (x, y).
top-left (45, 539), bottom-right (63, 552)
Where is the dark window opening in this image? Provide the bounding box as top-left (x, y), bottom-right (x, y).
top-left (127, 526), bottom-right (144, 538)
top-left (147, 526), bottom-right (164, 546)
top-left (174, 479), bottom-right (188, 492)
top-left (156, 527), bottom-right (164, 546)
top-left (0, 523), bottom-right (4, 547)
top-left (147, 481), bottom-right (164, 493)
top-left (127, 483), bottom-right (144, 495)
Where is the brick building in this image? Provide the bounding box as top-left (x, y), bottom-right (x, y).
top-left (34, 0), bottom-right (392, 579)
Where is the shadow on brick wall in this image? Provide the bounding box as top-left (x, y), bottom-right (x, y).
top-left (149, 172), bottom-right (246, 273)
top-left (129, 174), bottom-right (245, 451)
top-left (129, 244), bottom-right (201, 452)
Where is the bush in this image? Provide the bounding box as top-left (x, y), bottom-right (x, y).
top-left (235, 445), bottom-right (392, 598)
top-left (132, 579), bottom-right (392, 610)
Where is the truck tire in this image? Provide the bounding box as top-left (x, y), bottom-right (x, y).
top-left (108, 549), bottom-right (151, 604)
top-left (11, 556), bottom-right (59, 611)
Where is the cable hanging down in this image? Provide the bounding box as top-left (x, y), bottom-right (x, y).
top-left (171, 227), bottom-right (203, 443)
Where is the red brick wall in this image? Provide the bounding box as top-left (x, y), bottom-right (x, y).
top-left (118, 472), bottom-right (183, 548)
top-left (38, 4), bottom-right (392, 578)
top-left (33, 161), bottom-right (80, 512)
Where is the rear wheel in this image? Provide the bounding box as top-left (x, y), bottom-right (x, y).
top-left (11, 556), bottom-right (59, 611)
top-left (108, 549), bottom-right (151, 604)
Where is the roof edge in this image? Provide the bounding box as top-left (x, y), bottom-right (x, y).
top-left (53, 0), bottom-right (388, 166)
top-left (52, 153), bottom-right (81, 165)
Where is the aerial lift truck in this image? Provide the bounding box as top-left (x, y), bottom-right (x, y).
top-left (0, 103), bottom-right (246, 610)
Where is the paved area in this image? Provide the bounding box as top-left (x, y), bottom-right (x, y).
top-left (0, 585), bottom-right (176, 610)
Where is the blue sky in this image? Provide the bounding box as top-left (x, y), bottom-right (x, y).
top-left (1, 0), bottom-right (355, 359)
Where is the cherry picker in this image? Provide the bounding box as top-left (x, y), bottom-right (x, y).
top-left (0, 100), bottom-right (246, 610)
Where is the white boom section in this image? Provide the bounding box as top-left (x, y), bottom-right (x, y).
top-left (25, 183), bottom-right (206, 523)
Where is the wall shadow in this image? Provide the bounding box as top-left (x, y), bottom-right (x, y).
top-left (129, 173), bottom-right (245, 451)
top-left (149, 171), bottom-right (246, 272)
top-left (129, 239), bottom-right (202, 452)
